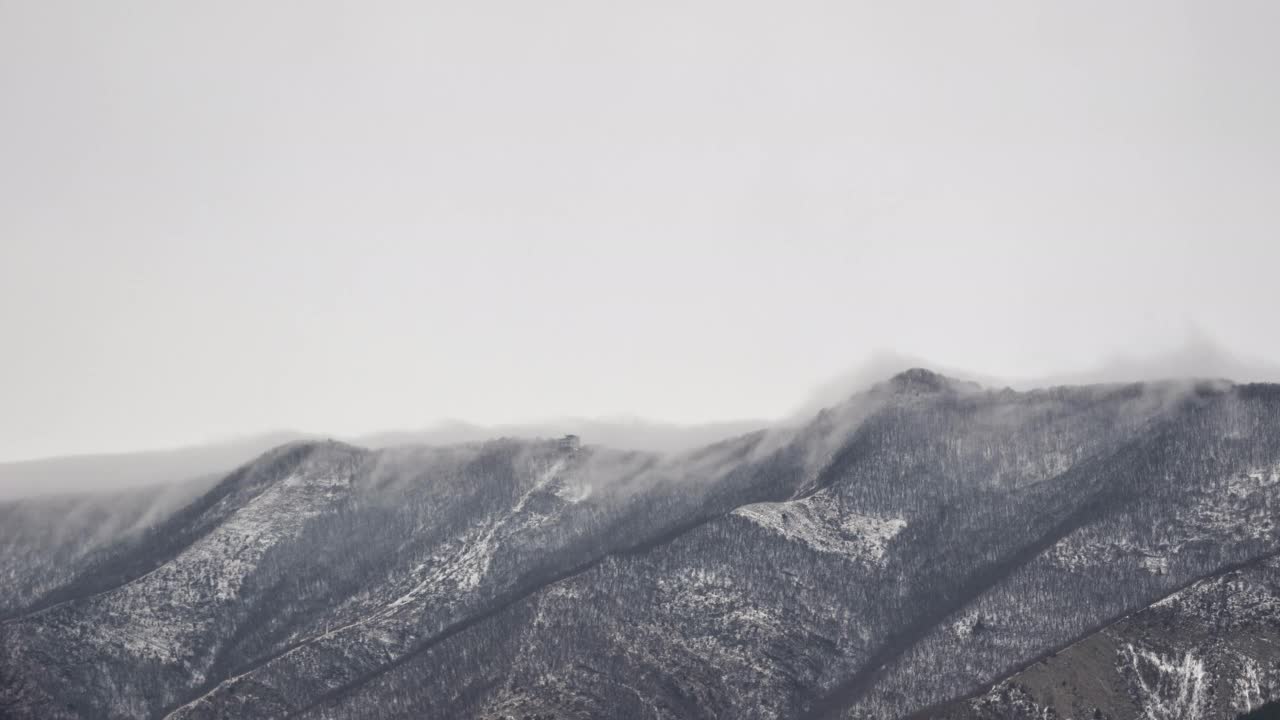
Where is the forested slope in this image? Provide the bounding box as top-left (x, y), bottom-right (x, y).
top-left (3, 370), bottom-right (1278, 720)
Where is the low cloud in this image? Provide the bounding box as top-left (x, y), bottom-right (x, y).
top-left (4, 332), bottom-right (1278, 503)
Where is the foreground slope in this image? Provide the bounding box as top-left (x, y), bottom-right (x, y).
top-left (930, 553), bottom-right (1280, 720)
top-left (2, 371), bottom-right (1279, 720)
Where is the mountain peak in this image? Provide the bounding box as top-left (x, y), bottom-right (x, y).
top-left (884, 367), bottom-right (976, 394)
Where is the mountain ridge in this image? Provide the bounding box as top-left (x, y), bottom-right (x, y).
top-left (4, 370), bottom-right (1280, 719)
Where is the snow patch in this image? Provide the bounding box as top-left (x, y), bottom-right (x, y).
top-left (733, 491), bottom-right (905, 565)
top-left (1234, 655), bottom-right (1268, 713)
top-left (1119, 644), bottom-right (1209, 720)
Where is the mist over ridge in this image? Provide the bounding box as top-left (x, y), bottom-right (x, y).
top-left (4, 333), bottom-right (1278, 501)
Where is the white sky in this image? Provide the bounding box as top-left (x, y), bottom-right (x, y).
top-left (2, 1), bottom-right (1278, 461)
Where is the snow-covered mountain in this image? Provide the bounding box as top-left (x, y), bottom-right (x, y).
top-left (3, 369), bottom-right (1280, 720)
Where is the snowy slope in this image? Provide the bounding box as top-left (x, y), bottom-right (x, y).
top-left (3, 372), bottom-right (1280, 720)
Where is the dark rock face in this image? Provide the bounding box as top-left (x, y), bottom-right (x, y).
top-left (3, 375), bottom-right (1280, 720)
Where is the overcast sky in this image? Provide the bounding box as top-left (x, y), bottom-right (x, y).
top-left (2, 1), bottom-right (1278, 462)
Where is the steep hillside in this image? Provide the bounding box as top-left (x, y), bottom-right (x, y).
top-left (929, 553), bottom-right (1280, 720)
top-left (2, 371), bottom-right (1279, 720)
